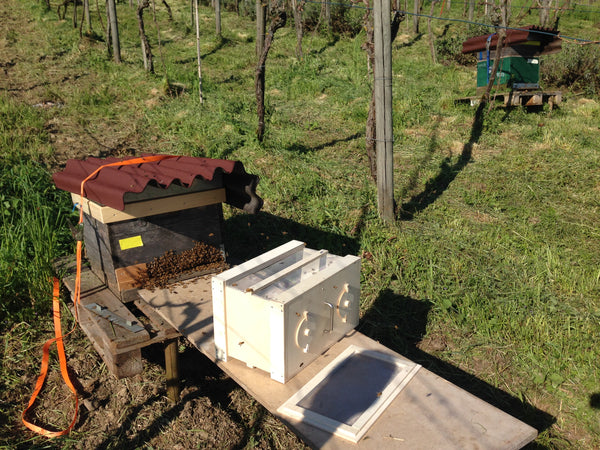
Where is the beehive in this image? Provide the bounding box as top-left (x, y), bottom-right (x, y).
top-left (212, 240), bottom-right (361, 383)
top-left (53, 155), bottom-right (263, 300)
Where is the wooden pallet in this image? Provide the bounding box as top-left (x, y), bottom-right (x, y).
top-left (55, 257), bottom-right (182, 400)
top-left (457, 90), bottom-right (562, 108)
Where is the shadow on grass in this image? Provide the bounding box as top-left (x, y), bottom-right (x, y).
top-left (310, 34), bottom-right (340, 55)
top-left (591, 393), bottom-right (600, 409)
top-left (395, 32), bottom-right (423, 49)
top-left (359, 289), bottom-right (556, 440)
top-left (174, 36), bottom-right (231, 63)
top-left (400, 101), bottom-right (485, 220)
top-left (223, 211), bottom-right (360, 264)
top-left (284, 132), bottom-right (363, 154)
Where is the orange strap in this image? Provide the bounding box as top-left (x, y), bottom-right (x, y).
top-left (23, 154), bottom-right (176, 437)
top-left (22, 278), bottom-right (79, 437)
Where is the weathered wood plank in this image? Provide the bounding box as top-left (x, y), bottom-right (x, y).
top-left (82, 203), bottom-right (224, 299)
top-left (138, 276), bottom-right (538, 449)
top-left (72, 188), bottom-right (226, 224)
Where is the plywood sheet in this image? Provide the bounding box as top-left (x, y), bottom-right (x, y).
top-left (137, 276), bottom-right (537, 449)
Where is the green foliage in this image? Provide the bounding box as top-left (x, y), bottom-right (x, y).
top-left (542, 42), bottom-right (600, 97)
top-left (435, 33), bottom-right (476, 65)
top-left (0, 100), bottom-right (72, 329)
top-left (0, 158), bottom-right (73, 329)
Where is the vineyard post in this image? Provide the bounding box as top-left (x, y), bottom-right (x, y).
top-left (106, 0), bottom-right (121, 63)
top-left (374, 0), bottom-right (394, 222)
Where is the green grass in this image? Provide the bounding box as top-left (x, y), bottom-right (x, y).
top-left (1, 0), bottom-right (599, 447)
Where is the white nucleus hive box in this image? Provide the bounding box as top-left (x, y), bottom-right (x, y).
top-left (211, 240), bottom-right (360, 383)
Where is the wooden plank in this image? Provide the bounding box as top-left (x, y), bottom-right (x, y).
top-left (133, 298), bottom-right (180, 342)
top-left (74, 303), bottom-right (143, 378)
top-left (75, 288), bottom-right (150, 352)
top-left (72, 188), bottom-right (226, 224)
top-left (115, 263), bottom-right (147, 291)
top-left (138, 277), bottom-right (538, 449)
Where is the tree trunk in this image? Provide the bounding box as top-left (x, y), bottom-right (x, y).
top-left (194, 0), bottom-right (204, 103)
top-left (483, 0), bottom-right (507, 105)
top-left (162, 0), bottom-right (173, 21)
top-left (137, 0), bottom-right (154, 72)
top-left (190, 0), bottom-right (194, 27)
top-left (106, 2), bottom-right (112, 57)
top-left (292, 0), bottom-right (306, 59)
top-left (106, 0), bottom-right (121, 63)
top-left (468, 0), bottom-right (475, 21)
top-left (83, 0), bottom-right (92, 33)
top-left (73, 0), bottom-right (78, 28)
top-left (255, 6), bottom-right (287, 142)
top-left (540, 0), bottom-right (551, 27)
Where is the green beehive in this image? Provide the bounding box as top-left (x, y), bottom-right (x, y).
top-left (476, 56), bottom-right (540, 89)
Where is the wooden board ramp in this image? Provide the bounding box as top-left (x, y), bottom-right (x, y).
top-left (138, 276), bottom-right (538, 449)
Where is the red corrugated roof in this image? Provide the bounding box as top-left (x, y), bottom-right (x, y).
top-left (53, 154), bottom-right (263, 214)
top-left (462, 25), bottom-right (560, 54)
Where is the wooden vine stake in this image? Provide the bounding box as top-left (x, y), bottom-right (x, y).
top-left (194, 0), bottom-right (204, 103)
top-left (106, 0), bottom-right (121, 63)
top-left (427, 0), bottom-right (437, 64)
top-left (215, 0), bottom-right (222, 36)
top-left (373, 0), bottom-right (394, 222)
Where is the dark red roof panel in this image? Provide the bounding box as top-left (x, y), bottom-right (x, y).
top-left (462, 25), bottom-right (560, 54)
top-left (53, 154), bottom-right (263, 214)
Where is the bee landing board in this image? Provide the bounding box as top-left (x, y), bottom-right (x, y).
top-left (212, 240), bottom-right (361, 383)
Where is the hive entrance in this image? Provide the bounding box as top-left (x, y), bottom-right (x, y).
top-left (136, 241), bottom-right (226, 290)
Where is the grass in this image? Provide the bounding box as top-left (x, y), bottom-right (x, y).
top-left (1, 0), bottom-right (599, 447)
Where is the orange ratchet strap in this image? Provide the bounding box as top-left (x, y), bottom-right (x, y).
top-left (23, 154), bottom-right (176, 437)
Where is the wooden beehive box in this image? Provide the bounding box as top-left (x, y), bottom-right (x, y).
top-left (74, 176), bottom-right (226, 301)
top-left (212, 240), bottom-right (361, 383)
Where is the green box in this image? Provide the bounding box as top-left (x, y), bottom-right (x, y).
top-left (476, 56), bottom-right (540, 88)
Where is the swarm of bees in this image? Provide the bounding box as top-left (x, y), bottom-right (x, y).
top-left (136, 241), bottom-right (225, 290)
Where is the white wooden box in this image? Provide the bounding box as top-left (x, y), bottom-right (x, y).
top-left (211, 240), bottom-right (360, 383)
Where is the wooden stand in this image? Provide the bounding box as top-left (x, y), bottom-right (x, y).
top-left (56, 257), bottom-right (182, 400)
top-left (139, 276), bottom-right (539, 449)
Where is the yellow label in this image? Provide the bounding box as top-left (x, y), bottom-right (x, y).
top-left (119, 235), bottom-right (143, 250)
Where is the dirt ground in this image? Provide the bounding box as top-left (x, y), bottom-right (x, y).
top-left (0, 2), bottom-right (308, 448)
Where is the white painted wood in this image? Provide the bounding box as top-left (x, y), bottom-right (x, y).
top-left (278, 345), bottom-right (421, 443)
top-left (211, 241), bottom-right (360, 382)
